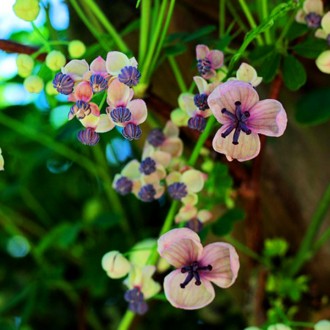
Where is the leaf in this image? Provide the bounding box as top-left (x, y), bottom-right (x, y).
top-left (286, 22), bottom-right (308, 41)
top-left (295, 88), bottom-right (330, 125)
top-left (212, 208), bottom-right (245, 236)
top-left (282, 55), bottom-right (307, 90)
top-left (258, 51), bottom-right (281, 83)
top-left (164, 43), bottom-right (187, 56)
top-left (292, 37), bottom-right (327, 59)
top-left (182, 25), bottom-right (217, 42)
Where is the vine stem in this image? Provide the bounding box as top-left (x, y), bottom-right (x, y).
top-left (168, 56), bottom-right (187, 93)
top-left (288, 183), bottom-right (330, 277)
top-left (139, 0), bottom-right (151, 64)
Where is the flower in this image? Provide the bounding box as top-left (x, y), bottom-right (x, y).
top-left (196, 44), bottom-right (224, 80)
top-left (23, 75), bottom-right (44, 93)
top-left (0, 148), bottom-right (4, 171)
top-left (296, 0), bottom-right (323, 28)
top-left (315, 12), bottom-right (330, 44)
top-left (157, 228), bottom-right (239, 309)
top-left (46, 51), bottom-right (66, 71)
top-left (208, 80), bottom-right (287, 161)
top-left (315, 320), bottom-right (330, 330)
top-left (68, 40), bottom-right (86, 58)
top-left (101, 250), bottom-right (131, 279)
top-left (13, 0), bottom-right (40, 21)
top-left (16, 54), bottom-right (34, 78)
top-left (232, 62), bottom-right (262, 87)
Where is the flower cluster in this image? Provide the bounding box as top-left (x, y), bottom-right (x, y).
top-left (52, 52), bottom-right (146, 145)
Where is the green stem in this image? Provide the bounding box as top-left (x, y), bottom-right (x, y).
top-left (83, 0), bottom-right (130, 53)
top-left (188, 116), bottom-right (216, 166)
top-left (139, 0), bottom-right (151, 64)
top-left (313, 226), bottom-right (330, 252)
top-left (219, 0), bottom-right (226, 37)
top-left (31, 22), bottom-right (51, 51)
top-left (140, 0), bottom-right (168, 84)
top-left (237, 0), bottom-right (264, 45)
top-left (168, 56), bottom-right (187, 93)
top-left (117, 310), bottom-right (135, 330)
top-left (226, 1), bottom-right (249, 34)
top-left (260, 0), bottom-right (272, 44)
top-left (288, 183), bottom-right (330, 276)
top-left (287, 321), bottom-right (315, 328)
top-left (69, 0), bottom-right (110, 52)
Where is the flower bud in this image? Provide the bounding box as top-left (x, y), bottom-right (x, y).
top-left (16, 54), bottom-right (34, 78)
top-left (267, 324), bottom-right (292, 330)
top-left (23, 75), bottom-right (44, 93)
top-left (315, 320), bottom-right (330, 330)
top-left (68, 40), bottom-right (86, 58)
top-left (45, 81), bottom-right (58, 95)
top-left (316, 50), bottom-right (330, 74)
top-left (0, 148), bottom-right (4, 171)
top-left (101, 251), bottom-right (131, 279)
top-left (46, 51), bottom-right (66, 71)
top-left (13, 0), bottom-right (40, 22)
top-left (170, 108), bottom-right (189, 127)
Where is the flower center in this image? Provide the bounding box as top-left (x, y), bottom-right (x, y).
top-left (110, 106), bottom-right (132, 123)
top-left (90, 74), bottom-right (108, 92)
top-left (69, 100), bottom-right (91, 120)
top-left (180, 261), bottom-right (212, 288)
top-left (220, 101), bottom-right (251, 145)
top-left (168, 182), bottom-right (187, 200)
top-left (188, 115), bottom-right (206, 132)
top-left (124, 287), bottom-right (148, 315)
top-left (139, 157), bottom-right (157, 175)
top-left (53, 73), bottom-right (74, 95)
top-left (305, 12), bottom-right (322, 28)
top-left (138, 184), bottom-right (156, 202)
top-left (122, 123), bottom-right (142, 140)
top-left (194, 93), bottom-right (208, 110)
top-left (197, 58), bottom-right (212, 76)
top-left (147, 128), bottom-right (166, 147)
top-left (118, 66), bottom-right (141, 87)
top-left (115, 176), bottom-right (133, 195)
top-left (77, 127), bottom-right (100, 146)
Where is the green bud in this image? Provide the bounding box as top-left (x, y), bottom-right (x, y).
top-left (23, 75), bottom-right (44, 93)
top-left (315, 320), bottom-right (330, 330)
top-left (101, 251), bottom-right (131, 279)
top-left (16, 54), bottom-right (34, 78)
top-left (45, 81), bottom-right (58, 95)
top-left (13, 0), bottom-right (40, 22)
top-left (267, 324), bottom-right (292, 330)
top-left (0, 148), bottom-right (4, 171)
top-left (46, 50), bottom-right (66, 71)
top-left (68, 40), bottom-right (86, 58)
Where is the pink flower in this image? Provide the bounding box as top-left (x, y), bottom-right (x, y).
top-left (196, 45), bottom-right (224, 80)
top-left (208, 80), bottom-right (287, 162)
top-left (158, 228), bottom-right (239, 309)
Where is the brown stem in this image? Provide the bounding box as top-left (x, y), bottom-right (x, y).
top-left (0, 39), bottom-right (47, 61)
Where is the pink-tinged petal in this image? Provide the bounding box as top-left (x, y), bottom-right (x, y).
top-left (107, 78), bottom-right (133, 107)
top-left (80, 113), bottom-right (100, 129)
top-left (160, 238), bottom-right (203, 268)
top-left (304, 0), bottom-right (323, 15)
top-left (61, 59), bottom-right (89, 81)
top-left (163, 121), bottom-right (179, 138)
top-left (178, 93), bottom-right (196, 116)
top-left (181, 169), bottom-right (204, 193)
top-left (208, 81), bottom-right (259, 124)
top-left (196, 44), bottom-right (210, 60)
top-left (295, 9), bottom-right (306, 24)
top-left (321, 11), bottom-right (330, 33)
top-left (316, 50), bottom-right (330, 73)
top-left (95, 114), bottom-right (115, 133)
top-left (158, 228), bottom-right (201, 260)
top-left (106, 51), bottom-right (130, 75)
top-left (152, 150), bottom-right (172, 168)
top-left (202, 68), bottom-right (217, 80)
top-left (90, 56), bottom-right (107, 75)
top-left (248, 99), bottom-right (287, 137)
top-left (128, 99), bottom-right (147, 125)
top-left (164, 270), bottom-right (215, 310)
top-left (193, 76), bottom-right (208, 94)
top-left (89, 102), bottom-right (100, 116)
top-left (212, 128), bottom-right (261, 162)
top-left (201, 242), bottom-right (239, 288)
top-left (160, 137), bottom-right (183, 158)
top-left (129, 57), bottom-right (138, 68)
top-left (207, 50), bottom-right (224, 69)
top-left (74, 81), bottom-right (93, 102)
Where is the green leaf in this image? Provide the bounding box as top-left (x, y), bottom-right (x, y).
top-left (182, 25), bottom-right (216, 42)
top-left (212, 208), bottom-right (245, 236)
top-left (286, 22), bottom-right (308, 41)
top-left (295, 88), bottom-right (330, 125)
top-left (292, 37), bottom-right (327, 59)
top-left (282, 55), bottom-right (307, 90)
top-left (258, 51), bottom-right (281, 83)
top-left (164, 43), bottom-right (187, 56)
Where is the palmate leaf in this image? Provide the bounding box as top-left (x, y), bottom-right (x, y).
top-left (292, 37), bottom-right (328, 59)
top-left (282, 55), bottom-right (307, 91)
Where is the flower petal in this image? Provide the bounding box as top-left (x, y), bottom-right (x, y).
top-left (212, 127), bottom-right (261, 162)
top-left (304, 0), bottom-right (323, 15)
top-left (128, 99), bottom-right (148, 125)
top-left (248, 99), bottom-right (287, 136)
top-left (208, 80), bottom-right (259, 124)
top-left (201, 242), bottom-right (239, 288)
top-left (95, 114), bottom-right (115, 133)
top-left (160, 137), bottom-right (183, 158)
top-left (90, 56), bottom-right (107, 75)
top-left (107, 78), bottom-right (133, 108)
top-left (62, 59), bottom-right (89, 81)
top-left (163, 120), bottom-right (179, 138)
top-left (181, 169), bottom-right (205, 193)
top-left (164, 269), bottom-right (215, 309)
top-left (316, 50), bottom-right (330, 73)
top-left (122, 159), bottom-right (141, 179)
top-left (196, 44), bottom-right (210, 60)
top-left (193, 76), bottom-right (208, 94)
top-left (207, 50), bottom-right (224, 69)
top-left (106, 51), bottom-right (130, 76)
top-left (80, 103), bottom-right (100, 128)
top-left (74, 81), bottom-right (93, 102)
top-left (178, 93), bottom-right (196, 116)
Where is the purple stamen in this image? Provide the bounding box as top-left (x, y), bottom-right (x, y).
top-left (188, 115), bottom-right (206, 132)
top-left (197, 58), bottom-right (212, 76)
top-left (194, 93), bottom-right (209, 110)
top-left (122, 123), bottom-right (142, 141)
top-left (147, 128), bottom-right (166, 147)
top-left (69, 100), bottom-right (91, 120)
top-left (139, 157), bottom-right (156, 175)
top-left (110, 107), bottom-right (132, 123)
top-left (90, 74), bottom-right (108, 92)
top-left (180, 261), bottom-right (212, 289)
top-left (186, 218), bottom-right (203, 233)
top-left (124, 288), bottom-right (148, 315)
top-left (220, 101), bottom-right (251, 145)
top-left (168, 182), bottom-right (187, 200)
top-left (77, 127), bottom-right (100, 146)
top-left (115, 176), bottom-right (133, 195)
top-left (118, 66), bottom-right (141, 87)
top-left (53, 72), bottom-right (74, 95)
top-left (305, 12), bottom-right (322, 28)
top-left (138, 184), bottom-right (156, 202)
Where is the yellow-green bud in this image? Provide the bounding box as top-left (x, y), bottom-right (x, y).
top-left (16, 54), bottom-right (34, 78)
top-left (315, 320), bottom-right (330, 330)
top-left (101, 251), bottom-right (131, 279)
top-left (46, 51), bottom-right (66, 71)
top-left (0, 148), bottom-right (4, 171)
top-left (267, 324), bottom-right (292, 330)
top-left (170, 108), bottom-right (189, 127)
top-left (13, 0), bottom-right (40, 22)
top-left (68, 40), bottom-right (86, 58)
top-left (23, 75), bottom-right (44, 93)
top-left (45, 81), bottom-right (58, 95)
